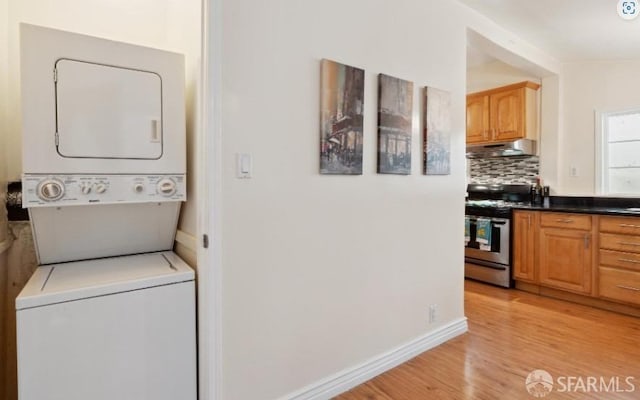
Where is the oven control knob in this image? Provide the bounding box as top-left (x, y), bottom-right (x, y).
top-left (37, 179), bottom-right (65, 201)
top-left (157, 178), bottom-right (176, 196)
top-left (95, 183), bottom-right (108, 194)
top-left (133, 183), bottom-right (145, 194)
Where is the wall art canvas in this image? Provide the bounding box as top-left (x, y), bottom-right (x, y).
top-left (377, 74), bottom-right (413, 175)
top-left (423, 87), bottom-right (451, 175)
top-left (320, 59), bottom-right (365, 175)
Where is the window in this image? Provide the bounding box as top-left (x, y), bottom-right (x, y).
top-left (597, 109), bottom-right (640, 195)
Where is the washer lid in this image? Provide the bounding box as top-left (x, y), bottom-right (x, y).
top-left (16, 251), bottom-right (193, 310)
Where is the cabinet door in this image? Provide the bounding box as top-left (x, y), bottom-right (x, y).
top-left (490, 88), bottom-right (525, 141)
top-left (539, 227), bottom-right (592, 294)
top-left (466, 95), bottom-right (489, 144)
top-left (513, 211), bottom-right (537, 282)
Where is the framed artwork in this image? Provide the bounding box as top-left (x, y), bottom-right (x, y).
top-left (320, 59), bottom-right (365, 175)
top-left (423, 87), bottom-right (451, 175)
top-left (377, 74), bottom-right (413, 175)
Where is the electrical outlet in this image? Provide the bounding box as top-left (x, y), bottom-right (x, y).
top-left (429, 304), bottom-right (438, 324)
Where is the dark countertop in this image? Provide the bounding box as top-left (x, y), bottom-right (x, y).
top-left (513, 195), bottom-right (640, 217)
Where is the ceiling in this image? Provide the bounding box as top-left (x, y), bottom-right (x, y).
top-left (459, 0), bottom-right (640, 62)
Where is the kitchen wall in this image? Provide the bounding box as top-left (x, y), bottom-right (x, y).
top-left (468, 156), bottom-right (539, 185)
top-left (559, 60), bottom-right (640, 195)
top-left (1, 1), bottom-right (200, 398)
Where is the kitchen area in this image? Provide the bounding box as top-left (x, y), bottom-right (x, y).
top-left (463, 48), bottom-right (640, 317)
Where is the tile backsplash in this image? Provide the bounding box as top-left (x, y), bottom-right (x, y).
top-left (468, 156), bottom-right (539, 185)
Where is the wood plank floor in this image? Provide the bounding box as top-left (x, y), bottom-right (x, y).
top-left (337, 280), bottom-right (640, 400)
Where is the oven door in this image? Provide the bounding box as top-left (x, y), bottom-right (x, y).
top-left (464, 215), bottom-right (510, 266)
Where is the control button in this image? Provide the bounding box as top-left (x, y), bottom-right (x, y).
top-left (157, 178), bottom-right (177, 196)
top-left (133, 183), bottom-right (145, 193)
top-left (95, 183), bottom-right (108, 194)
top-left (80, 183), bottom-right (92, 195)
top-left (37, 179), bottom-right (65, 201)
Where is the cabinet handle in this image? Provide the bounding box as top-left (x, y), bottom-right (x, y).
top-left (619, 223), bottom-right (640, 228)
top-left (616, 284), bottom-right (640, 292)
top-left (528, 214), bottom-right (531, 228)
top-left (555, 219), bottom-right (573, 223)
top-left (618, 241), bottom-right (640, 247)
top-left (584, 234), bottom-right (590, 249)
top-left (618, 258), bottom-right (640, 264)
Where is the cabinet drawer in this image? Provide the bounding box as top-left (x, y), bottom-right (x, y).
top-left (600, 233), bottom-right (640, 253)
top-left (599, 249), bottom-right (640, 272)
top-left (600, 216), bottom-right (640, 235)
top-left (599, 267), bottom-right (640, 306)
top-left (539, 213), bottom-right (591, 230)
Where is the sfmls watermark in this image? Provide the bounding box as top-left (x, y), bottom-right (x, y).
top-left (525, 369), bottom-right (636, 398)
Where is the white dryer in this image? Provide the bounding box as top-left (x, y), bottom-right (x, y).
top-left (16, 252), bottom-right (197, 400)
top-left (20, 24), bottom-right (187, 264)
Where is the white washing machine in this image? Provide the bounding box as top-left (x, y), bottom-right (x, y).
top-left (16, 252), bottom-right (196, 400)
top-left (16, 24), bottom-right (196, 400)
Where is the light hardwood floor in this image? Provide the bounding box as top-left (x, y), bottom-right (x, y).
top-left (337, 279), bottom-right (640, 400)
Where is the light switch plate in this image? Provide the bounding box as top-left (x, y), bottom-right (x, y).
top-left (236, 153), bottom-right (252, 179)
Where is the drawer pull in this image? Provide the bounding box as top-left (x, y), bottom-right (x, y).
top-left (555, 219), bottom-right (574, 223)
top-left (618, 241), bottom-right (640, 247)
top-left (619, 258), bottom-right (640, 264)
top-left (619, 224), bottom-right (640, 229)
top-left (616, 284), bottom-right (640, 292)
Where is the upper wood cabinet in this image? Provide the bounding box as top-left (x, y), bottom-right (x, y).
top-left (466, 81), bottom-right (540, 145)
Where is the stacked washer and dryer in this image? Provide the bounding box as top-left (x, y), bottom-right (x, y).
top-left (15, 24), bottom-right (197, 400)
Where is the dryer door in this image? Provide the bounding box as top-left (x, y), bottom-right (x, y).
top-left (55, 59), bottom-right (162, 160)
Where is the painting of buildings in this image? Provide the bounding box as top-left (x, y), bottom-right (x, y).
top-left (423, 87), bottom-right (451, 175)
top-left (377, 74), bottom-right (413, 175)
top-left (320, 59), bottom-right (365, 175)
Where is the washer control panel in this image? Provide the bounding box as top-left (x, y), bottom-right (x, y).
top-left (22, 174), bottom-right (186, 207)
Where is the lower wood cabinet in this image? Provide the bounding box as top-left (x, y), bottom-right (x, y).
top-left (512, 211), bottom-right (640, 314)
top-left (538, 226), bottom-right (593, 294)
top-left (513, 211), bottom-right (537, 282)
top-left (513, 211), bottom-right (594, 295)
top-left (599, 266), bottom-right (640, 306)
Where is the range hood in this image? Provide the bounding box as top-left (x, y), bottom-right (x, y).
top-left (466, 139), bottom-right (537, 158)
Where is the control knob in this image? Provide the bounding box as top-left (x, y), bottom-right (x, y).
top-left (157, 178), bottom-right (177, 196)
top-left (80, 182), bottom-right (92, 195)
top-left (95, 183), bottom-right (108, 194)
top-left (133, 183), bottom-right (145, 193)
top-left (37, 179), bottom-right (65, 201)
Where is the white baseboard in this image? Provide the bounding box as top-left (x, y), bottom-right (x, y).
top-left (280, 317), bottom-right (468, 400)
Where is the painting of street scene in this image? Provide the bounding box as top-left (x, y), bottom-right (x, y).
top-left (423, 87), bottom-right (451, 175)
top-left (377, 74), bottom-right (413, 175)
top-left (320, 59), bottom-right (365, 175)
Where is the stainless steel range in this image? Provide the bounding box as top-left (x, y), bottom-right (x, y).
top-left (464, 184), bottom-right (531, 287)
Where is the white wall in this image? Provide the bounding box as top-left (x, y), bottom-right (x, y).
top-left (217, 1), bottom-right (470, 399)
top-left (467, 60), bottom-right (541, 93)
top-left (4, 0), bottom-right (200, 248)
top-left (1, 0), bottom-right (8, 204)
top-left (559, 60), bottom-right (640, 195)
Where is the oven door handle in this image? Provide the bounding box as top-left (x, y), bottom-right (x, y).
top-left (467, 217), bottom-right (508, 225)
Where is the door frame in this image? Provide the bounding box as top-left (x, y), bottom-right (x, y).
top-left (198, 0), bottom-right (223, 399)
